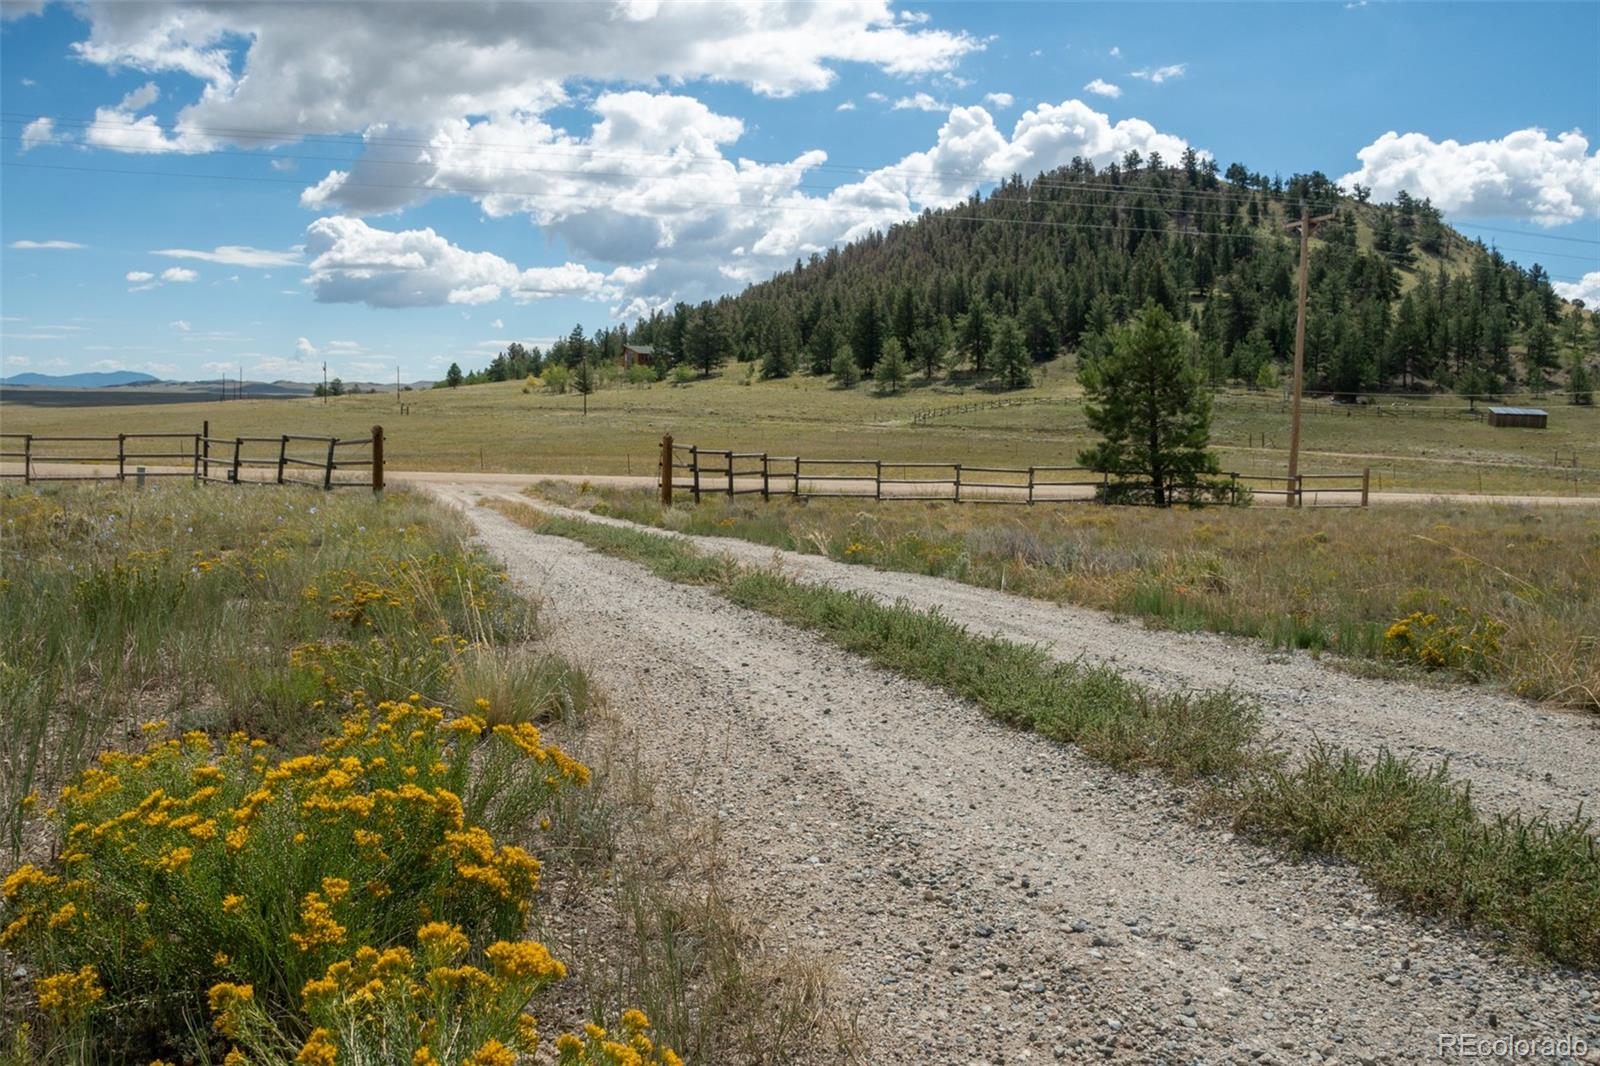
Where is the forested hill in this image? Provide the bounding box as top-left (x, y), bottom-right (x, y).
top-left (471, 153), bottom-right (1595, 398)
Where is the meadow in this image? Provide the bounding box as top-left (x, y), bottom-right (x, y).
top-left (0, 484), bottom-right (830, 1065)
top-left (5, 356), bottom-right (1599, 496)
top-left (530, 482), bottom-right (1600, 712)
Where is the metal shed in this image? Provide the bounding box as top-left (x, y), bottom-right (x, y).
top-left (1486, 406), bottom-right (1548, 428)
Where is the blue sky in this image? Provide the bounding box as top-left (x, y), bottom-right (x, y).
top-left (3, 1), bottom-right (1597, 383)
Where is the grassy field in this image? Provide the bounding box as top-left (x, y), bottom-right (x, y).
top-left (491, 502), bottom-right (1600, 969)
top-left (530, 482), bottom-right (1600, 712)
top-left (5, 357), bottom-right (1599, 495)
top-left (0, 484), bottom-right (831, 1065)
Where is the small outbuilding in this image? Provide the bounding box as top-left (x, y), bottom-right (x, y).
top-left (621, 344), bottom-right (656, 369)
top-left (1486, 406), bottom-right (1548, 428)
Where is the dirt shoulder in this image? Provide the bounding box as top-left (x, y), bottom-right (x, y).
top-left (430, 484), bottom-right (1600, 1065)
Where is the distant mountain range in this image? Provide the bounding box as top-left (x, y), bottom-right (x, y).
top-left (1, 370), bottom-right (162, 388)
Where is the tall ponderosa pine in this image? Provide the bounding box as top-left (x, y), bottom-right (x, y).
top-left (831, 343), bottom-right (861, 388)
top-left (686, 304), bottom-right (729, 378)
top-left (990, 316), bottom-right (1032, 390)
top-left (572, 358), bottom-right (597, 415)
top-left (1020, 295), bottom-right (1056, 363)
top-left (911, 318), bottom-right (952, 381)
top-left (875, 337), bottom-right (910, 395)
top-left (1078, 302), bottom-right (1220, 507)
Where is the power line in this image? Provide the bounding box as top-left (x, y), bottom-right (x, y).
top-left (6, 156), bottom-right (1597, 273)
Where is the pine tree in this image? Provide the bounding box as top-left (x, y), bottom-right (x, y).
top-left (1569, 351), bottom-right (1594, 406)
top-left (875, 337), bottom-right (909, 395)
top-left (911, 318), bottom-right (952, 381)
top-left (1020, 295), bottom-right (1056, 363)
top-left (990, 316), bottom-right (1032, 390)
top-left (445, 362), bottom-right (463, 388)
top-left (1078, 302), bottom-right (1220, 506)
top-left (572, 358), bottom-right (597, 415)
top-left (831, 343), bottom-right (861, 388)
top-left (958, 299), bottom-right (992, 373)
top-left (686, 304), bottom-right (729, 378)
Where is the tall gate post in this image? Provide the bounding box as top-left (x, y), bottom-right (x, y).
top-left (22, 434), bottom-right (31, 485)
top-left (690, 445), bottom-right (700, 503)
top-left (1360, 466), bottom-right (1370, 508)
top-left (371, 425), bottom-right (385, 494)
top-left (117, 434), bottom-right (127, 482)
top-left (323, 438), bottom-right (338, 491)
top-left (278, 435), bottom-right (290, 485)
top-left (659, 434), bottom-right (673, 506)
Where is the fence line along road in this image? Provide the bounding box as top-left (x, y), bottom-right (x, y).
top-left (658, 435), bottom-right (1368, 509)
top-left (0, 420), bottom-right (385, 493)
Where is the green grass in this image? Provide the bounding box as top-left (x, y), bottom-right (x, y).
top-left (494, 502), bottom-right (1600, 968)
top-left (538, 483), bottom-right (1600, 712)
top-left (5, 353), bottom-right (1599, 496)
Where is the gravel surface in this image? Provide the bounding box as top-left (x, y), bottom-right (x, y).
top-left (432, 486), bottom-right (1599, 1065)
top-left (479, 489), bottom-right (1599, 824)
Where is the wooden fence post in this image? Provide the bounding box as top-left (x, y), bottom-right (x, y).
top-left (371, 425), bottom-right (384, 494)
top-left (690, 446), bottom-right (700, 503)
top-left (201, 420), bottom-right (210, 483)
top-left (277, 435), bottom-right (289, 485)
top-left (1285, 476), bottom-right (1295, 508)
top-left (192, 433), bottom-right (201, 484)
top-left (1027, 465), bottom-right (1035, 505)
top-left (659, 434), bottom-right (673, 506)
top-left (117, 433), bottom-right (126, 481)
top-left (726, 452), bottom-right (734, 498)
top-left (231, 437), bottom-right (243, 484)
top-left (22, 434), bottom-right (31, 485)
top-left (875, 459), bottom-right (882, 501)
top-left (323, 438), bottom-right (337, 491)
top-left (761, 453), bottom-right (769, 501)
top-left (1360, 466), bottom-right (1370, 508)
top-left (954, 463), bottom-right (962, 502)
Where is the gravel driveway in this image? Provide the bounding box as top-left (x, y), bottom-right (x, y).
top-left (431, 485), bottom-right (1599, 1065)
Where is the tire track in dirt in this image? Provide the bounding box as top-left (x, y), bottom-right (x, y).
top-left (433, 486), bottom-right (1600, 1066)
top-left (467, 488), bottom-right (1600, 824)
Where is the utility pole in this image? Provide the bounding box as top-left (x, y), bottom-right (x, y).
top-left (1285, 201), bottom-right (1336, 507)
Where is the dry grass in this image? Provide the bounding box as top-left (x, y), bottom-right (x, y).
top-left (5, 355), bottom-right (1598, 495)
top-left (535, 483), bottom-right (1600, 712)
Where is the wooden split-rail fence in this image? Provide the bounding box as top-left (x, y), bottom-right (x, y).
top-left (658, 435), bottom-right (1368, 508)
top-left (0, 421), bottom-right (385, 492)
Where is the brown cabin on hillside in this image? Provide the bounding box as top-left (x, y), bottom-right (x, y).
top-left (621, 344), bottom-right (656, 369)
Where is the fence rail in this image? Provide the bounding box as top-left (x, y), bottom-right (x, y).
top-left (657, 436), bottom-right (1367, 508)
top-left (1, 421), bottom-right (385, 493)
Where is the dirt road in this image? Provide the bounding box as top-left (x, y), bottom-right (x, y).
top-left (430, 484), bottom-right (1600, 1065)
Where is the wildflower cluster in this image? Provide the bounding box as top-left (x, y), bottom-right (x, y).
top-left (1382, 604), bottom-right (1506, 678)
top-left (4, 703), bottom-right (594, 1060)
top-left (554, 1011), bottom-right (685, 1066)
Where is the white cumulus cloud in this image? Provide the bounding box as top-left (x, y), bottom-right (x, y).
top-left (11, 239), bottom-right (85, 249)
top-left (295, 337), bottom-right (318, 357)
top-left (20, 116), bottom-right (58, 150)
top-left (893, 92), bottom-right (948, 112)
top-left (1339, 127), bottom-right (1600, 227)
top-left (126, 270), bottom-right (154, 282)
top-left (85, 81), bottom-right (205, 154)
top-left (1554, 271), bottom-right (1600, 306)
top-left (1083, 78), bottom-right (1121, 99)
top-left (160, 267), bottom-right (199, 282)
top-left (982, 92), bottom-right (1014, 109)
top-left (302, 215), bottom-right (637, 309)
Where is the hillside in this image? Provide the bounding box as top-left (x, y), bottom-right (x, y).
top-left (466, 158), bottom-right (1595, 402)
top-left (0, 370), bottom-right (160, 388)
